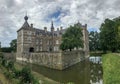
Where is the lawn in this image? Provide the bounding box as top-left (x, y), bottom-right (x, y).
top-left (102, 53), bottom-right (120, 84)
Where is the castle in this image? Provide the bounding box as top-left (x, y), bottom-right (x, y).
top-left (16, 15), bottom-right (89, 70)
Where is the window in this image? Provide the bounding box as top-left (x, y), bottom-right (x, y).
top-left (47, 40), bottom-right (49, 45)
top-left (36, 46), bottom-right (39, 52)
top-left (27, 37), bottom-right (31, 41)
top-left (36, 40), bottom-right (39, 44)
top-left (27, 31), bottom-right (32, 35)
top-left (54, 46), bottom-right (59, 51)
top-left (40, 47), bottom-right (42, 51)
top-left (56, 40), bottom-right (59, 44)
top-left (40, 39), bottom-right (42, 44)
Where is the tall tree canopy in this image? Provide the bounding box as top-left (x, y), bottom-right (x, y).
top-left (10, 39), bottom-right (17, 52)
top-left (100, 18), bottom-right (120, 52)
top-left (89, 31), bottom-right (100, 51)
top-left (60, 23), bottom-right (83, 51)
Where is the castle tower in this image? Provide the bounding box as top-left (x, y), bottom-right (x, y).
top-left (17, 14), bottom-right (35, 59)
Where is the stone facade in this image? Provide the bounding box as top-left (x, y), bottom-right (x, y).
top-left (16, 15), bottom-right (89, 70)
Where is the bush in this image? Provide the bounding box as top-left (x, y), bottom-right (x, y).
top-left (7, 61), bottom-right (15, 71)
top-left (1, 58), bottom-right (7, 67)
top-left (0, 53), bottom-right (39, 84)
top-left (20, 66), bottom-right (33, 83)
top-left (14, 69), bottom-right (21, 78)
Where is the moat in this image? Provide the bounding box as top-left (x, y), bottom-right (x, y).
top-left (27, 56), bottom-right (103, 84)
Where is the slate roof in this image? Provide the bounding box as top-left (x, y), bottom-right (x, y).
top-left (22, 21), bottom-right (30, 28)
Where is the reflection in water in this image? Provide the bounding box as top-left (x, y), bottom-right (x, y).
top-left (89, 57), bottom-right (103, 84)
top-left (30, 56), bottom-right (103, 84)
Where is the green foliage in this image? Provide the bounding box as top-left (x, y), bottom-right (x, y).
top-left (4, 70), bottom-right (13, 79)
top-left (7, 61), bottom-right (15, 71)
top-left (0, 53), bottom-right (4, 61)
top-left (20, 66), bottom-right (33, 83)
top-left (60, 23), bottom-right (83, 51)
top-left (89, 31), bottom-right (101, 51)
top-left (10, 39), bottom-right (17, 52)
top-left (100, 18), bottom-right (120, 52)
top-left (1, 58), bottom-right (7, 67)
top-left (102, 53), bottom-right (120, 84)
top-left (1, 39), bottom-right (17, 53)
top-left (1, 47), bottom-right (12, 53)
top-left (0, 53), bottom-right (39, 84)
top-left (13, 69), bottom-right (21, 78)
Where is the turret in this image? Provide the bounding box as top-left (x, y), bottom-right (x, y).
top-left (21, 14), bottom-right (30, 28)
top-left (51, 21), bottom-right (54, 32)
top-left (31, 24), bottom-right (33, 28)
top-left (44, 27), bottom-right (47, 32)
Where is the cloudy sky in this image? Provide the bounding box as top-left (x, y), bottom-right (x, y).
top-left (0, 0), bottom-right (120, 47)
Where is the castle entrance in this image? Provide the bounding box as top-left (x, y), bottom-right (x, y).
top-left (29, 47), bottom-right (34, 52)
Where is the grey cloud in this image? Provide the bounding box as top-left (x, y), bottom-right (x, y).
top-left (0, 0), bottom-right (120, 46)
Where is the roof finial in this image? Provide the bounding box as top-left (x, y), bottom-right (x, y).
top-left (26, 11), bottom-right (27, 16)
top-left (24, 11), bottom-right (28, 21)
top-left (51, 20), bottom-right (54, 28)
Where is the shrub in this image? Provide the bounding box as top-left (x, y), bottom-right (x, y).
top-left (20, 66), bottom-right (33, 83)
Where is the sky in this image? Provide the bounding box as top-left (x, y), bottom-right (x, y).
top-left (0, 0), bottom-right (120, 47)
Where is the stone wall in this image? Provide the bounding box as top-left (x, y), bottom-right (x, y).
top-left (3, 52), bottom-right (16, 61)
top-left (16, 50), bottom-right (89, 70)
top-left (62, 50), bottom-right (85, 69)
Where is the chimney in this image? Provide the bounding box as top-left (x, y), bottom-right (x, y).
top-left (57, 28), bottom-right (59, 31)
top-left (44, 27), bottom-right (47, 32)
top-left (31, 24), bottom-right (33, 28)
top-left (85, 24), bottom-right (87, 28)
top-left (60, 26), bottom-right (63, 30)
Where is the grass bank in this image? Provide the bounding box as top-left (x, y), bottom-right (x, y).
top-left (90, 51), bottom-right (104, 56)
top-left (102, 53), bottom-right (120, 84)
top-left (0, 66), bottom-right (9, 84)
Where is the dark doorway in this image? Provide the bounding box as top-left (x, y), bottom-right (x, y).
top-left (29, 47), bottom-right (34, 52)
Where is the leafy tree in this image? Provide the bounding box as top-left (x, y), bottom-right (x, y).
top-left (89, 31), bottom-right (100, 51)
top-left (60, 23), bottom-right (83, 51)
top-left (100, 18), bottom-right (120, 52)
top-left (10, 39), bottom-right (17, 52)
top-left (1, 47), bottom-right (12, 53)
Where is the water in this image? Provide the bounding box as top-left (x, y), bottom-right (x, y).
top-left (31, 56), bottom-right (103, 84)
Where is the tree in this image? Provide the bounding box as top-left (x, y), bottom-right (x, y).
top-left (1, 47), bottom-right (12, 52)
top-left (99, 18), bottom-right (119, 52)
top-left (10, 39), bottom-right (17, 52)
top-left (89, 31), bottom-right (100, 51)
top-left (60, 23), bottom-right (83, 51)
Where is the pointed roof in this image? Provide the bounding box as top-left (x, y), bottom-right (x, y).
top-left (21, 15), bottom-right (29, 28)
top-left (51, 20), bottom-right (54, 29)
top-left (17, 15), bottom-right (30, 32)
top-left (22, 21), bottom-right (30, 28)
top-left (76, 21), bottom-right (82, 26)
